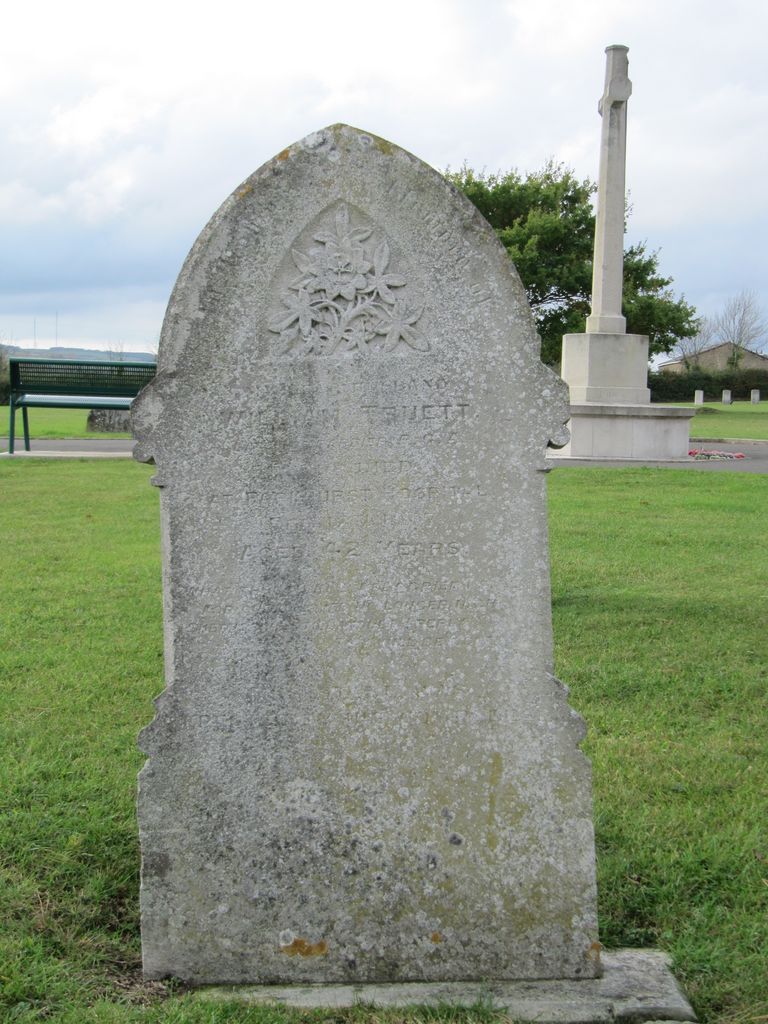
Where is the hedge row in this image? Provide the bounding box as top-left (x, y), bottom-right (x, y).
top-left (648, 369), bottom-right (768, 402)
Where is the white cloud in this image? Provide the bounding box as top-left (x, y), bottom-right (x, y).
top-left (47, 88), bottom-right (159, 154)
top-left (0, 286), bottom-right (167, 351)
top-left (0, 0), bottom-right (766, 336)
top-left (63, 159), bottom-right (138, 222)
top-left (0, 181), bottom-right (64, 223)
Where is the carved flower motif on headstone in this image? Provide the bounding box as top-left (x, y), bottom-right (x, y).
top-left (269, 204), bottom-right (426, 356)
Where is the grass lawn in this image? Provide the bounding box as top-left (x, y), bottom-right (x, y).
top-left (1, 461), bottom-right (766, 1023)
top-left (671, 401), bottom-right (768, 441)
top-left (0, 406), bottom-right (132, 443)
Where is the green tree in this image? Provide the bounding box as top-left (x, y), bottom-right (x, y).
top-left (447, 161), bottom-right (697, 365)
top-left (712, 290), bottom-right (767, 366)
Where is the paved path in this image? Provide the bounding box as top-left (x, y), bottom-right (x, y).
top-left (0, 438), bottom-right (134, 458)
top-left (2, 437), bottom-right (768, 473)
top-left (548, 438), bottom-right (768, 474)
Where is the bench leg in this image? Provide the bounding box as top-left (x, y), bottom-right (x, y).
top-left (8, 399), bottom-right (15, 455)
top-left (22, 407), bottom-right (30, 451)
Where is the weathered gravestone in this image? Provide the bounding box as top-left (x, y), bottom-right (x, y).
top-left (132, 124), bottom-right (599, 986)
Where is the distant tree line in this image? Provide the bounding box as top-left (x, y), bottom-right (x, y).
top-left (448, 161), bottom-right (698, 365)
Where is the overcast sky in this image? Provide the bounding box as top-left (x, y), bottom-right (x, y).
top-left (1, 0), bottom-right (766, 352)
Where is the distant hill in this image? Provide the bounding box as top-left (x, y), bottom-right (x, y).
top-left (2, 345), bottom-right (156, 362)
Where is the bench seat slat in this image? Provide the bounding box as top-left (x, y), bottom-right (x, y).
top-left (17, 395), bottom-right (134, 409)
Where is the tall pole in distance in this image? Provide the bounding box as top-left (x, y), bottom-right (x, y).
top-left (586, 44), bottom-right (632, 335)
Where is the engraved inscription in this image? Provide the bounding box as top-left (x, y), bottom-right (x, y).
top-left (220, 406), bottom-right (339, 434)
top-left (269, 203), bottom-right (425, 357)
top-left (378, 540), bottom-right (463, 558)
top-left (360, 403), bottom-right (470, 426)
top-left (186, 478), bottom-right (489, 512)
top-left (217, 400), bottom-right (470, 436)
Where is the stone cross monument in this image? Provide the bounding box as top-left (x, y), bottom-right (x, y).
top-left (555, 46), bottom-right (694, 461)
top-left (586, 45), bottom-right (631, 336)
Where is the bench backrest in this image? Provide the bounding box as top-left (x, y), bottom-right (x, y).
top-left (10, 358), bottom-right (157, 398)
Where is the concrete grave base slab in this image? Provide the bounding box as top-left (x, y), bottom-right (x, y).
top-left (196, 949), bottom-right (696, 1022)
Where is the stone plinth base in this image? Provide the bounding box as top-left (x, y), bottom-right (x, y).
top-left (561, 333), bottom-right (651, 404)
top-left (550, 404), bottom-right (695, 461)
top-left (196, 949), bottom-right (696, 1022)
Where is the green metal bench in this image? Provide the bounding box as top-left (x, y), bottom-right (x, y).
top-left (8, 357), bottom-right (157, 454)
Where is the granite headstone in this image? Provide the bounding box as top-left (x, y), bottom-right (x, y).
top-left (132, 124), bottom-right (599, 986)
